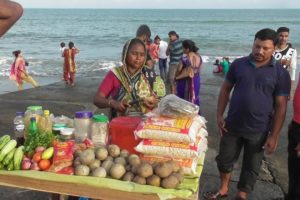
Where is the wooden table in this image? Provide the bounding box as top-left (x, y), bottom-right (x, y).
top-left (0, 172), bottom-right (199, 200)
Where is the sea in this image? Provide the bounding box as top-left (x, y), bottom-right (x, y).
top-left (0, 9), bottom-right (300, 90)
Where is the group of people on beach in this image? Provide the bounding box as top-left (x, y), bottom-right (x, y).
top-left (93, 25), bottom-right (203, 117)
top-left (1, 1), bottom-right (300, 200)
top-left (94, 24), bottom-right (299, 200)
top-left (59, 41), bottom-right (80, 86)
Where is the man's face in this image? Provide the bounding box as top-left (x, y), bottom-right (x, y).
top-left (154, 39), bottom-right (160, 45)
top-left (252, 38), bottom-right (275, 63)
top-left (278, 31), bottom-right (289, 46)
top-left (169, 34), bottom-right (176, 42)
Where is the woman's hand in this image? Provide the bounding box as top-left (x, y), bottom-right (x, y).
top-left (111, 99), bottom-right (129, 112)
top-left (143, 96), bottom-right (158, 109)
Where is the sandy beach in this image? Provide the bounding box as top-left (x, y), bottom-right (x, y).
top-left (0, 65), bottom-right (292, 199)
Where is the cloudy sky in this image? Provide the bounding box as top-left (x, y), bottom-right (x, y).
top-left (15, 0), bottom-right (298, 9)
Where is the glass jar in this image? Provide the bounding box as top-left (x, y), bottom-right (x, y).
top-left (52, 123), bottom-right (67, 136)
top-left (74, 111), bottom-right (93, 143)
top-left (24, 106), bottom-right (43, 138)
top-left (89, 114), bottom-right (109, 147)
top-left (60, 128), bottom-right (74, 141)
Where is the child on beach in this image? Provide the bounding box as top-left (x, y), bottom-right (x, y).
top-left (9, 50), bottom-right (38, 90)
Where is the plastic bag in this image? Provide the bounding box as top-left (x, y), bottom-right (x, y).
top-left (155, 94), bottom-right (199, 117)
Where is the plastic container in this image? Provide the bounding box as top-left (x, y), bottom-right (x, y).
top-left (52, 123), bottom-right (67, 136)
top-left (14, 111), bottom-right (25, 146)
top-left (74, 111), bottom-right (93, 143)
top-left (24, 106), bottom-right (43, 138)
top-left (38, 110), bottom-right (53, 134)
top-left (109, 116), bottom-right (143, 153)
top-left (89, 114), bottom-right (109, 147)
top-left (60, 128), bottom-right (74, 141)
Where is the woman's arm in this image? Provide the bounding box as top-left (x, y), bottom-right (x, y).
top-left (0, 0), bottom-right (23, 37)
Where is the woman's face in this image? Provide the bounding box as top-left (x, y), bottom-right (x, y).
top-left (126, 43), bottom-right (146, 71)
top-left (183, 47), bottom-right (190, 54)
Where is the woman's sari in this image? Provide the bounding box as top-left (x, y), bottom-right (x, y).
top-left (176, 54), bottom-right (202, 110)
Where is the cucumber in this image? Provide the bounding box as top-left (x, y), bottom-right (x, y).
top-left (0, 135), bottom-right (11, 151)
top-left (3, 147), bottom-right (16, 166)
top-left (0, 139), bottom-right (17, 162)
top-left (13, 146), bottom-right (24, 170)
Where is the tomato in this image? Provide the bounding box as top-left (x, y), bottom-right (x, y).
top-left (38, 159), bottom-right (51, 171)
top-left (32, 152), bottom-right (42, 163)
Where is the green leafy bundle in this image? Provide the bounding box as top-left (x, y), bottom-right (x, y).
top-left (24, 131), bottom-right (55, 154)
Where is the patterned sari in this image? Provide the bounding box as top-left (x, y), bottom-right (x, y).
top-left (176, 54), bottom-right (202, 111)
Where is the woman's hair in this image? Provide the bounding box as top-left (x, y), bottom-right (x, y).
top-left (12, 50), bottom-right (21, 58)
top-left (122, 38), bottom-right (146, 62)
top-left (182, 40), bottom-right (199, 53)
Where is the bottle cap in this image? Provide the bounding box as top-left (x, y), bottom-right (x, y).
top-left (92, 114), bottom-right (108, 122)
top-left (60, 128), bottom-right (74, 136)
top-left (16, 111), bottom-right (24, 116)
top-left (75, 111), bottom-right (93, 119)
top-left (27, 106), bottom-right (43, 111)
top-left (44, 110), bottom-right (50, 116)
top-left (30, 117), bottom-right (36, 121)
top-left (52, 123), bottom-right (67, 131)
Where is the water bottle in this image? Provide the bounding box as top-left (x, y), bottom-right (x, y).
top-left (29, 117), bottom-right (38, 137)
top-left (14, 111), bottom-right (25, 146)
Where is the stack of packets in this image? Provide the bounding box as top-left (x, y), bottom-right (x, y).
top-left (134, 114), bottom-right (207, 175)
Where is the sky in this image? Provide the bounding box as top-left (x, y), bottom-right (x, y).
top-left (15, 0), bottom-right (298, 9)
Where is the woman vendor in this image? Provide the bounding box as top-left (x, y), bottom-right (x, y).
top-left (94, 38), bottom-right (160, 117)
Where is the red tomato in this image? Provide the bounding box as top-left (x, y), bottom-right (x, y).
top-left (38, 159), bottom-right (51, 171)
top-left (32, 152), bottom-right (42, 163)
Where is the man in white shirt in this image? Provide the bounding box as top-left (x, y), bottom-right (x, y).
top-left (154, 35), bottom-right (168, 82)
top-left (273, 27), bottom-right (297, 99)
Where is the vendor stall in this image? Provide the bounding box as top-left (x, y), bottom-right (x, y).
top-left (0, 154), bottom-right (204, 200)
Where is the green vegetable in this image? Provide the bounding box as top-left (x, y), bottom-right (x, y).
top-left (0, 135), bottom-right (11, 151)
top-left (13, 146), bottom-right (24, 170)
top-left (0, 163), bottom-right (4, 170)
top-left (3, 147), bottom-right (16, 166)
top-left (7, 160), bottom-right (14, 171)
top-left (24, 131), bottom-right (55, 154)
top-left (0, 139), bottom-right (17, 162)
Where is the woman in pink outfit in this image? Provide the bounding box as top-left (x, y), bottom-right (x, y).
top-left (10, 50), bottom-right (38, 90)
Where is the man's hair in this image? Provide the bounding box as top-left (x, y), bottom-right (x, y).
top-left (277, 27), bottom-right (290, 33)
top-left (254, 28), bottom-right (278, 45)
top-left (60, 42), bottom-right (65, 47)
top-left (136, 24), bottom-right (151, 38)
top-left (69, 41), bottom-right (74, 48)
top-left (154, 35), bottom-right (160, 40)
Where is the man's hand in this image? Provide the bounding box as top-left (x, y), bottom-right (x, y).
top-left (263, 134), bottom-right (278, 154)
top-left (217, 115), bottom-right (228, 136)
top-left (295, 143), bottom-right (300, 158)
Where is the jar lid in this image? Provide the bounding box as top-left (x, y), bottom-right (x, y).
top-left (44, 110), bottom-right (50, 115)
top-left (93, 114), bottom-right (108, 122)
top-left (27, 106), bottom-right (43, 111)
top-left (53, 123), bottom-right (67, 130)
top-left (16, 111), bottom-right (24, 116)
top-left (75, 111), bottom-right (93, 119)
top-left (60, 128), bottom-right (74, 136)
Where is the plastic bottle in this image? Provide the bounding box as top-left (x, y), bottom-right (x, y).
top-left (14, 111), bottom-right (25, 146)
top-left (28, 117), bottom-right (38, 137)
top-left (38, 110), bottom-right (53, 134)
